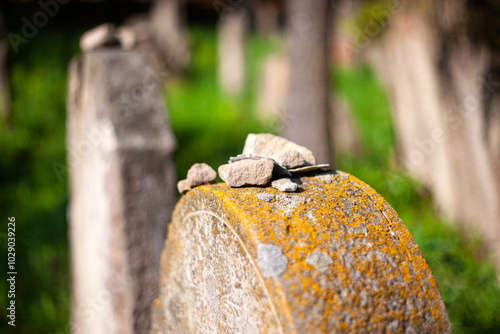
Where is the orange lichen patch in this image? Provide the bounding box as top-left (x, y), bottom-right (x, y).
top-left (157, 170), bottom-right (451, 333)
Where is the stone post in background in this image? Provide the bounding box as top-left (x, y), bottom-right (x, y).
top-left (150, 0), bottom-right (190, 72)
top-left (367, 1), bottom-right (500, 271)
top-left (67, 49), bottom-right (176, 334)
top-left (217, 9), bottom-right (248, 95)
top-left (151, 171), bottom-right (450, 333)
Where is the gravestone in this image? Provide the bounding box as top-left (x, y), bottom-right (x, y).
top-left (67, 49), bottom-right (176, 334)
top-left (150, 0), bottom-right (190, 72)
top-left (368, 9), bottom-right (500, 270)
top-left (217, 10), bottom-right (248, 95)
top-left (257, 54), bottom-right (289, 122)
top-left (151, 171), bottom-right (451, 333)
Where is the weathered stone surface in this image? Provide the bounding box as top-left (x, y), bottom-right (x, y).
top-left (186, 163), bottom-right (217, 187)
top-left (151, 171), bottom-right (451, 333)
top-left (218, 158), bottom-right (274, 187)
top-left (275, 150), bottom-right (306, 169)
top-left (80, 23), bottom-right (118, 51)
top-left (243, 133), bottom-right (317, 165)
top-left (176, 179), bottom-right (191, 194)
top-left (271, 178), bottom-right (298, 192)
top-left (68, 49), bottom-right (176, 334)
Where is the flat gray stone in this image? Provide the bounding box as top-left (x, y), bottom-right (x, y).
top-left (288, 164), bottom-right (330, 173)
top-left (186, 163), bottom-right (217, 187)
top-left (257, 243), bottom-right (288, 278)
top-left (271, 178), bottom-right (298, 192)
top-left (243, 133), bottom-right (317, 165)
top-left (219, 158), bottom-right (274, 187)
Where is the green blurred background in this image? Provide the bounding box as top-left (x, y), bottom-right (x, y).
top-left (1, 3), bottom-right (500, 333)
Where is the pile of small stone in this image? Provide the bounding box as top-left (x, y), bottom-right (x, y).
top-left (177, 133), bottom-right (329, 194)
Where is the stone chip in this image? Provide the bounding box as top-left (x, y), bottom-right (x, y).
top-left (177, 179), bottom-right (191, 194)
top-left (271, 178), bottom-right (298, 192)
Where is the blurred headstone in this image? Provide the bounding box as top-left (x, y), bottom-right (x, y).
top-left (367, 5), bottom-right (500, 270)
top-left (330, 94), bottom-right (362, 156)
top-left (67, 48), bottom-right (176, 334)
top-left (257, 53), bottom-right (289, 122)
top-left (217, 9), bottom-right (248, 95)
top-left (150, 0), bottom-right (190, 72)
top-left (151, 171), bottom-right (451, 333)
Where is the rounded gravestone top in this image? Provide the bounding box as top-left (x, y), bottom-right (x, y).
top-left (151, 171), bottom-right (451, 333)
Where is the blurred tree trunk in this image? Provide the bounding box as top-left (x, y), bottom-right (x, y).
top-left (0, 10), bottom-right (10, 118)
top-left (283, 0), bottom-right (333, 165)
top-left (368, 0), bottom-right (500, 269)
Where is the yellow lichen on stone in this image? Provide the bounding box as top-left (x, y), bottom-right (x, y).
top-left (152, 170), bottom-right (451, 333)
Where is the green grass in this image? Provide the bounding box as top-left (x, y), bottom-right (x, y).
top-left (1, 26), bottom-right (500, 333)
top-left (0, 30), bottom-right (79, 333)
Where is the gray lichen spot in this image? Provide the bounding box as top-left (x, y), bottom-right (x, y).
top-left (257, 193), bottom-right (274, 202)
top-left (317, 174), bottom-right (334, 184)
top-left (306, 249), bottom-right (333, 273)
top-left (257, 243), bottom-right (288, 277)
